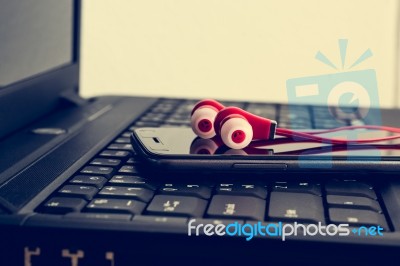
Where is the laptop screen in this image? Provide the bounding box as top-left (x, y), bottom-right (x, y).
top-left (0, 0), bottom-right (73, 88)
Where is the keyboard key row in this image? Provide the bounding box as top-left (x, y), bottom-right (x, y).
top-left (52, 175), bottom-right (383, 216)
top-left (100, 150), bottom-right (131, 158)
top-left (90, 158), bottom-right (122, 167)
top-left (42, 193), bottom-right (388, 230)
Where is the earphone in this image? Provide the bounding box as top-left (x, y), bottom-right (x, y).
top-left (191, 99), bottom-right (400, 149)
top-left (191, 99), bottom-right (277, 149)
top-left (213, 106), bottom-right (277, 149)
top-left (190, 99), bottom-right (225, 139)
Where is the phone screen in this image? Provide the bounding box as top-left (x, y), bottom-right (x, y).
top-left (134, 127), bottom-right (400, 158)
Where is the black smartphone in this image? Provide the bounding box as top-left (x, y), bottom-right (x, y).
top-left (131, 127), bottom-right (400, 174)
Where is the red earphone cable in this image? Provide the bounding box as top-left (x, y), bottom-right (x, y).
top-left (276, 125), bottom-right (400, 144)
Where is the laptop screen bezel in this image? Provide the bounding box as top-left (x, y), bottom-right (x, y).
top-left (0, 0), bottom-right (81, 140)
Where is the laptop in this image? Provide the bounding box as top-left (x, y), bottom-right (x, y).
top-left (1, 1), bottom-right (400, 265)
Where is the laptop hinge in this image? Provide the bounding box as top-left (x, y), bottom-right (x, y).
top-left (60, 89), bottom-right (89, 107)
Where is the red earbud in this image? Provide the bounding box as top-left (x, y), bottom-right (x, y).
top-left (190, 99), bottom-right (225, 139)
top-left (214, 106), bottom-right (277, 149)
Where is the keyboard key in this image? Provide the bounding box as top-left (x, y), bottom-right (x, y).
top-left (279, 106), bottom-right (310, 119)
top-left (100, 150), bottom-right (131, 158)
top-left (272, 181), bottom-right (321, 196)
top-left (311, 106), bottom-right (332, 119)
top-left (164, 118), bottom-right (190, 125)
top-left (69, 175), bottom-right (107, 189)
top-left (381, 181), bottom-right (400, 230)
top-left (313, 118), bottom-right (347, 129)
top-left (80, 166), bottom-right (114, 178)
top-left (331, 106), bottom-right (358, 120)
top-left (268, 192), bottom-right (324, 223)
top-left (107, 144), bottom-right (133, 151)
top-left (90, 158), bottom-right (122, 167)
top-left (118, 165), bottom-right (138, 174)
top-left (326, 195), bottom-right (381, 212)
top-left (278, 120), bottom-right (312, 130)
top-left (86, 198), bottom-right (146, 215)
top-left (133, 121), bottom-right (161, 127)
top-left (40, 197), bottom-right (86, 214)
top-left (114, 137), bottom-right (131, 144)
top-left (159, 184), bottom-right (212, 199)
top-left (325, 180), bottom-right (377, 200)
top-left (121, 132), bottom-right (132, 138)
top-left (215, 183), bottom-right (268, 199)
top-left (207, 195), bottom-right (266, 221)
top-left (144, 113), bottom-right (165, 120)
top-left (132, 216), bottom-right (187, 227)
top-left (329, 208), bottom-right (388, 230)
top-left (126, 158), bottom-right (136, 164)
top-left (168, 114), bottom-right (188, 120)
top-left (109, 175), bottom-right (157, 190)
top-left (128, 125), bottom-right (138, 131)
top-left (58, 185), bottom-right (98, 200)
top-left (146, 195), bottom-right (207, 217)
top-left (152, 106), bottom-right (175, 114)
top-left (65, 213), bottom-right (132, 221)
top-left (99, 186), bottom-right (154, 202)
top-left (152, 101), bottom-right (180, 113)
top-left (140, 115), bottom-right (167, 123)
top-left (246, 104), bottom-right (276, 120)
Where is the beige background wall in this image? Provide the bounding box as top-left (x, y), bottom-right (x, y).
top-left (80, 0), bottom-right (400, 107)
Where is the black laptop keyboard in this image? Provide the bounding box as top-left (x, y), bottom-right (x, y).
top-left (36, 99), bottom-right (390, 232)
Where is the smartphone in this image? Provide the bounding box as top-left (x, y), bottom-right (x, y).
top-left (131, 127), bottom-right (400, 174)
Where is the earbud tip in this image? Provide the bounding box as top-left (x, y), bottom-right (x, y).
top-left (191, 107), bottom-right (218, 139)
top-left (220, 117), bottom-right (253, 149)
